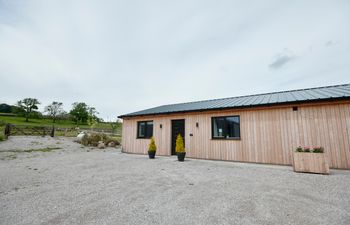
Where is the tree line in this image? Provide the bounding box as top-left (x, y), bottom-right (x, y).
top-left (0, 98), bottom-right (101, 124)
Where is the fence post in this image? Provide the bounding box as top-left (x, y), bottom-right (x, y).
top-left (4, 124), bottom-right (11, 138)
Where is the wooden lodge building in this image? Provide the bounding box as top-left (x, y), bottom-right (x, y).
top-left (118, 84), bottom-right (350, 169)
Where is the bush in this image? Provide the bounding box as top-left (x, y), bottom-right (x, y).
top-left (105, 136), bottom-right (120, 146)
top-left (296, 146), bottom-right (303, 152)
top-left (295, 146), bottom-right (324, 153)
top-left (80, 132), bottom-right (120, 147)
top-left (175, 134), bottom-right (185, 153)
top-left (313, 147), bottom-right (324, 153)
top-left (148, 137), bottom-right (157, 152)
top-left (82, 133), bottom-right (106, 146)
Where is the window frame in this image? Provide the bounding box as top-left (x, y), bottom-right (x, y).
top-left (137, 120), bottom-right (154, 139)
top-left (211, 115), bottom-right (241, 140)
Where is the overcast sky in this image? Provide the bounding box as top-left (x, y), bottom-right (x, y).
top-left (1, 0), bottom-right (350, 120)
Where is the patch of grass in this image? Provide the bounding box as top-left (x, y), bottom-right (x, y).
top-left (7, 154), bottom-right (17, 160)
top-left (3, 147), bottom-right (61, 153)
top-left (24, 147), bottom-right (61, 153)
top-left (0, 125), bottom-right (5, 141)
top-left (0, 154), bottom-right (17, 160)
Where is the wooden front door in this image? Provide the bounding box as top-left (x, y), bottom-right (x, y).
top-left (171, 119), bottom-right (185, 155)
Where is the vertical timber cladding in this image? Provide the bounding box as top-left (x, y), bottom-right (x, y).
top-left (121, 102), bottom-right (350, 169)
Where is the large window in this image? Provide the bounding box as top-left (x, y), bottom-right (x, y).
top-left (212, 116), bottom-right (240, 139)
top-left (137, 121), bottom-right (153, 138)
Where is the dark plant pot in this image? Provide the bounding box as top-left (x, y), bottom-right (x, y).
top-left (148, 151), bottom-right (156, 159)
top-left (177, 152), bottom-right (186, 161)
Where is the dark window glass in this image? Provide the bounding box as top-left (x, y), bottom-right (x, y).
top-left (212, 116), bottom-right (240, 139)
top-left (137, 121), bottom-right (153, 138)
top-left (213, 117), bottom-right (225, 138)
top-left (138, 122), bottom-right (146, 138)
top-left (146, 121), bottom-right (153, 137)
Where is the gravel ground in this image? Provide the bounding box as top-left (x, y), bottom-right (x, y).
top-left (0, 136), bottom-right (350, 225)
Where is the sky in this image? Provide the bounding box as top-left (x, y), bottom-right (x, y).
top-left (0, 0), bottom-right (350, 120)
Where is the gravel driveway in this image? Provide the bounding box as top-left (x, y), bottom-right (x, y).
top-left (1, 136), bottom-right (350, 225)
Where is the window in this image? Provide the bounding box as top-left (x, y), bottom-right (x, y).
top-left (212, 116), bottom-right (240, 139)
top-left (137, 121), bottom-right (153, 138)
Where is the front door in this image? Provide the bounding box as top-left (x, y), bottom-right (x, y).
top-left (171, 119), bottom-right (185, 155)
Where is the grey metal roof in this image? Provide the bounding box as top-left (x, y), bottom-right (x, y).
top-left (119, 83), bottom-right (350, 118)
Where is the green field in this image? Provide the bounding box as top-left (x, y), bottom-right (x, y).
top-left (0, 115), bottom-right (119, 130)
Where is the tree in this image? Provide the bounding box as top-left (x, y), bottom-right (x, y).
top-left (0, 103), bottom-right (12, 113)
top-left (11, 105), bottom-right (26, 116)
top-left (110, 119), bottom-right (121, 134)
top-left (87, 107), bottom-right (100, 129)
top-left (44, 102), bottom-right (64, 123)
top-left (17, 98), bottom-right (40, 122)
top-left (88, 107), bottom-right (99, 123)
top-left (69, 102), bottom-right (89, 124)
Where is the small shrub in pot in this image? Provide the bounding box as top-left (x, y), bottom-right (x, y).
top-left (175, 134), bottom-right (186, 161)
top-left (148, 137), bottom-right (157, 159)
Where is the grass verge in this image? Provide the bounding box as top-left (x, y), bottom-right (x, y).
top-left (2, 147), bottom-right (61, 153)
top-left (0, 125), bottom-right (5, 141)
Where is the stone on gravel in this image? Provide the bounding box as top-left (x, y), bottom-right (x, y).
top-left (76, 132), bottom-right (87, 142)
top-left (97, 141), bottom-right (105, 149)
top-left (108, 142), bottom-right (116, 147)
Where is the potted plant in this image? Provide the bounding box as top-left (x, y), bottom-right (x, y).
top-left (175, 134), bottom-right (186, 161)
top-left (148, 137), bottom-right (157, 159)
top-left (292, 146), bottom-right (329, 174)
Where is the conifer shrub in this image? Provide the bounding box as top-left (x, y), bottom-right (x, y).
top-left (148, 137), bottom-right (157, 152)
top-left (175, 134), bottom-right (185, 153)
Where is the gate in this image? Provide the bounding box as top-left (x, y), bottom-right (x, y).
top-left (4, 124), bottom-right (55, 138)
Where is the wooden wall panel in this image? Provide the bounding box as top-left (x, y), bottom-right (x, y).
top-left (122, 101), bottom-right (350, 169)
